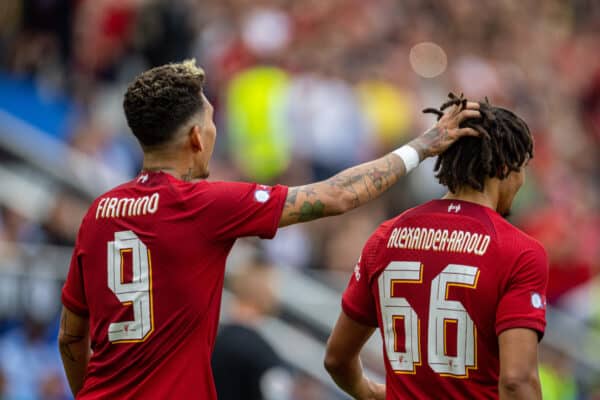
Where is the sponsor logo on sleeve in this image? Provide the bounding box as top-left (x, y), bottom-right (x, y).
top-left (354, 258), bottom-right (362, 281)
top-left (254, 186), bottom-right (271, 203)
top-left (531, 292), bottom-right (546, 309)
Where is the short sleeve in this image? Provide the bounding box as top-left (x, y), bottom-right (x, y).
top-left (496, 244), bottom-right (549, 338)
top-left (205, 181), bottom-right (288, 241)
top-left (341, 236), bottom-right (379, 327)
top-left (62, 234), bottom-right (89, 317)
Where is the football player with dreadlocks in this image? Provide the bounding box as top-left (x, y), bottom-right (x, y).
top-left (325, 94), bottom-right (547, 400)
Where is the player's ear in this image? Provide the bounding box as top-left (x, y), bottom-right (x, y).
top-left (188, 125), bottom-right (204, 153)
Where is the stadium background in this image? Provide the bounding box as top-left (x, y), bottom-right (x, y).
top-left (0, 0), bottom-right (599, 398)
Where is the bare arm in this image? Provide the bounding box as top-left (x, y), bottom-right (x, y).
top-left (279, 102), bottom-right (480, 227)
top-left (58, 306), bottom-right (91, 396)
top-left (498, 328), bottom-right (542, 400)
top-left (324, 311), bottom-right (384, 400)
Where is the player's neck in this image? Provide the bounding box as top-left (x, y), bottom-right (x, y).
top-left (141, 151), bottom-right (195, 182)
top-left (443, 185), bottom-right (499, 212)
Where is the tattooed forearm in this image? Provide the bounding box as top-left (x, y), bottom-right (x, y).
top-left (279, 153), bottom-right (405, 227)
top-left (277, 98), bottom-right (481, 227)
top-left (59, 312), bottom-right (85, 362)
top-left (58, 308), bottom-right (90, 396)
top-left (60, 342), bottom-right (80, 362)
top-left (294, 200), bottom-right (325, 221)
top-left (409, 126), bottom-right (447, 159)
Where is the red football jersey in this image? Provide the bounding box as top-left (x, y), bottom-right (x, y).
top-left (62, 171), bottom-right (287, 399)
top-left (342, 199), bottom-right (548, 399)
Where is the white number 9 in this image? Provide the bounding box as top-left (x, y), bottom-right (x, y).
top-left (107, 231), bottom-right (154, 343)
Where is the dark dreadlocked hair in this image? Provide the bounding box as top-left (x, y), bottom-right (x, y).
top-left (423, 93), bottom-right (533, 193)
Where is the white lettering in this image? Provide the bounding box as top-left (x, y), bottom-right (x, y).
top-left (386, 226), bottom-right (491, 256)
top-left (475, 235), bottom-right (491, 255)
top-left (95, 193), bottom-right (160, 219)
top-left (465, 233), bottom-right (479, 254)
top-left (96, 198), bottom-right (107, 219)
top-left (388, 228), bottom-right (399, 248)
top-left (423, 229), bottom-right (436, 250)
top-left (432, 230), bottom-right (442, 251)
top-left (439, 230), bottom-right (449, 251)
top-left (106, 198), bottom-right (118, 218)
top-left (148, 193), bottom-right (159, 214)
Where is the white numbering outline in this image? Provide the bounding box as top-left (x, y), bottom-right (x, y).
top-left (378, 262), bottom-right (479, 377)
top-left (107, 231), bottom-right (154, 343)
top-left (378, 262), bottom-right (423, 373)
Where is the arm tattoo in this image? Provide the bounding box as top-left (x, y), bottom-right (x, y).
top-left (285, 187), bottom-right (324, 222)
top-left (59, 312), bottom-right (85, 363)
top-left (281, 154), bottom-right (405, 226)
top-left (297, 200), bottom-right (325, 221)
top-left (409, 126), bottom-right (450, 159)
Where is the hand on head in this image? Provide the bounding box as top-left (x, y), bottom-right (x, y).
top-left (411, 93), bottom-right (482, 159)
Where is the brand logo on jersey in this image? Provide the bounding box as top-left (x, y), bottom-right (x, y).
top-left (531, 292), bottom-right (545, 309)
top-left (354, 258), bottom-right (361, 281)
top-left (448, 203), bottom-right (461, 213)
top-left (254, 187), bottom-right (271, 203)
top-left (138, 174), bottom-right (149, 183)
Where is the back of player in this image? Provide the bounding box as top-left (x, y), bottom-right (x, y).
top-left (62, 172), bottom-right (287, 399)
top-left (342, 199), bottom-right (547, 399)
top-left (330, 96), bottom-right (547, 400)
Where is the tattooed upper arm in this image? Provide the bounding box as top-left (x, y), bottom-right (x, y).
top-left (279, 184), bottom-right (331, 227)
top-left (278, 153), bottom-right (406, 227)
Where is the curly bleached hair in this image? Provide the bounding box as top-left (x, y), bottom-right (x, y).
top-left (124, 59), bottom-right (206, 148)
top-left (424, 93), bottom-right (533, 193)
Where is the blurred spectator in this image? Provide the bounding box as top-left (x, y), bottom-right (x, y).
top-left (291, 373), bottom-right (337, 400)
top-left (0, 317), bottom-right (67, 400)
top-left (226, 65), bottom-right (291, 181)
top-left (212, 260), bottom-right (292, 400)
top-left (539, 345), bottom-right (578, 400)
top-left (0, 368), bottom-right (6, 400)
top-left (287, 66), bottom-right (370, 180)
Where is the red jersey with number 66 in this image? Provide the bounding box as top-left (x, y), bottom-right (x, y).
top-left (342, 199), bottom-right (548, 399)
top-left (62, 171), bottom-right (287, 399)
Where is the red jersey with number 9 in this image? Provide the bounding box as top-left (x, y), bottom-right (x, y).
top-left (62, 172), bottom-right (287, 399)
top-left (342, 199), bottom-right (548, 399)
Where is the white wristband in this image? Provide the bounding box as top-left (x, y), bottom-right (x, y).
top-left (393, 145), bottom-right (420, 173)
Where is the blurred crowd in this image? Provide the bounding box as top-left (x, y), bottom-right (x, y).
top-left (0, 0), bottom-right (599, 398)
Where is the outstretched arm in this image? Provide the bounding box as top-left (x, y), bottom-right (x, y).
top-left (58, 306), bottom-right (91, 396)
top-left (279, 102), bottom-right (480, 227)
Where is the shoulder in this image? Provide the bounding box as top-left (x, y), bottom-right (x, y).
top-left (360, 211), bottom-right (413, 268)
top-left (370, 203), bottom-right (430, 243)
top-left (364, 217), bottom-right (397, 252)
top-left (491, 213), bottom-right (546, 254)
top-left (488, 213), bottom-right (548, 271)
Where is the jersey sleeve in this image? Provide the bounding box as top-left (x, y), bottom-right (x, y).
top-left (341, 235), bottom-right (379, 327)
top-left (496, 243), bottom-right (549, 338)
top-left (204, 181), bottom-right (288, 241)
top-left (61, 227), bottom-right (89, 316)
